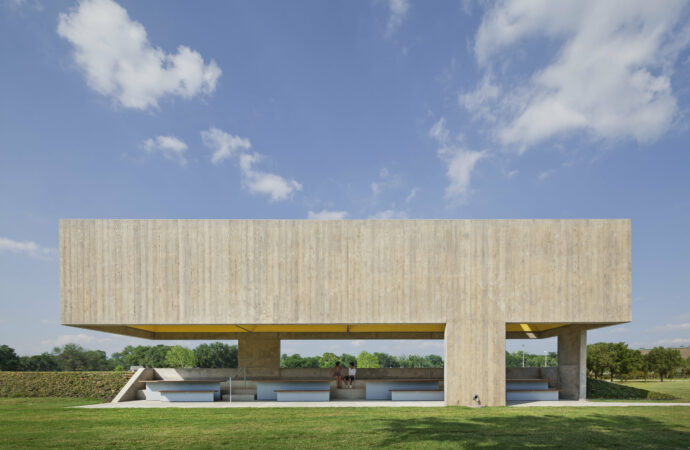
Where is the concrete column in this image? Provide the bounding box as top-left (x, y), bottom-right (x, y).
top-left (444, 320), bottom-right (505, 406)
top-left (557, 327), bottom-right (587, 400)
top-left (238, 333), bottom-right (280, 377)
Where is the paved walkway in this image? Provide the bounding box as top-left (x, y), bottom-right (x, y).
top-left (78, 400), bottom-right (690, 409)
top-left (508, 400), bottom-right (690, 407)
top-left (78, 400), bottom-right (445, 408)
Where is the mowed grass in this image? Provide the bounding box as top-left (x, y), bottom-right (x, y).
top-left (1, 398), bottom-right (689, 449)
top-left (616, 380), bottom-right (690, 402)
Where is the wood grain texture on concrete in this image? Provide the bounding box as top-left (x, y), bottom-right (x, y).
top-left (60, 219), bottom-right (631, 406)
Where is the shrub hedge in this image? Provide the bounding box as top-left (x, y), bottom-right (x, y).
top-left (0, 371), bottom-right (132, 401)
top-left (587, 378), bottom-right (676, 400)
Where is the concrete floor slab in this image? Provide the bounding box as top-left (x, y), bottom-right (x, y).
top-left (508, 400), bottom-right (690, 407)
top-left (77, 400), bottom-right (445, 408)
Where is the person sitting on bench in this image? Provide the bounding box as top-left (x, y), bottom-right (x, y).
top-left (331, 361), bottom-right (343, 389)
top-left (343, 362), bottom-right (356, 389)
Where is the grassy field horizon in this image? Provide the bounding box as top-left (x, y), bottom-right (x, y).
top-left (614, 380), bottom-right (690, 402)
top-left (1, 398), bottom-right (689, 448)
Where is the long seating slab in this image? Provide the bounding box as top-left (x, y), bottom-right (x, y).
top-left (144, 380), bottom-right (222, 401)
top-left (390, 389), bottom-right (444, 401)
top-left (159, 390), bottom-right (216, 402)
top-left (505, 379), bottom-right (549, 391)
top-left (506, 388), bottom-right (559, 401)
top-left (364, 380), bottom-right (441, 400)
top-left (256, 380), bottom-right (331, 401)
top-left (275, 389), bottom-right (330, 402)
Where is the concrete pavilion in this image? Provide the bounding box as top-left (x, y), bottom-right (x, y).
top-left (60, 219), bottom-right (631, 406)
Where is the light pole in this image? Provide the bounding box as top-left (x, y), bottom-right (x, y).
top-left (543, 350), bottom-right (548, 367)
top-left (522, 344), bottom-right (525, 368)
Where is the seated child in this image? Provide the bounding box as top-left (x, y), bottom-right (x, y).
top-left (343, 362), bottom-right (356, 389)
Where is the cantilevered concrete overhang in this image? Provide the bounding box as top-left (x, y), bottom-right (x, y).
top-left (60, 219), bottom-right (631, 406)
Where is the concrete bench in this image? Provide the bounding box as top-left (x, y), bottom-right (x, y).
top-left (274, 389), bottom-right (330, 402)
top-left (363, 379), bottom-right (442, 400)
top-left (159, 390), bottom-right (216, 402)
top-left (506, 388), bottom-right (560, 401)
top-left (390, 389), bottom-right (444, 401)
top-left (256, 380), bottom-right (331, 401)
top-left (506, 379), bottom-right (549, 390)
top-left (143, 379), bottom-right (223, 401)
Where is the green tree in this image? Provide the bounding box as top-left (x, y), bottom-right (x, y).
top-left (374, 352), bottom-right (399, 368)
top-left (587, 343), bottom-right (616, 379)
top-left (53, 344), bottom-right (112, 371)
top-left (427, 354), bottom-right (444, 368)
top-left (645, 347), bottom-right (683, 381)
top-left (164, 346), bottom-right (197, 368)
top-left (18, 353), bottom-right (59, 371)
top-left (357, 351), bottom-right (380, 368)
top-left (339, 353), bottom-right (357, 367)
top-left (194, 343), bottom-right (237, 368)
top-left (0, 345), bottom-right (19, 371)
top-left (318, 352), bottom-right (339, 368)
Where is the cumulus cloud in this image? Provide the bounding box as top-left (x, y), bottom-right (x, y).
top-left (429, 118), bottom-right (485, 201)
top-left (465, 0), bottom-right (690, 150)
top-left (238, 153), bottom-right (302, 202)
top-left (369, 209), bottom-right (408, 219)
top-left (201, 127), bottom-right (251, 165)
top-left (42, 333), bottom-right (112, 349)
top-left (307, 210), bottom-right (349, 220)
top-left (385, 0), bottom-right (409, 38)
top-left (370, 167), bottom-right (402, 197)
top-left (0, 237), bottom-right (55, 260)
top-left (405, 187), bottom-right (419, 203)
top-left (141, 135), bottom-right (188, 166)
top-left (57, 0), bottom-right (221, 110)
top-left (202, 127), bottom-right (302, 202)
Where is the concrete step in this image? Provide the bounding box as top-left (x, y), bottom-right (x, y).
top-left (222, 394), bottom-right (256, 402)
top-left (230, 388), bottom-right (256, 395)
top-left (332, 388), bottom-right (365, 400)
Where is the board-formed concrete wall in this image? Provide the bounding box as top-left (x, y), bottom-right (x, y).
top-left (60, 219), bottom-right (631, 405)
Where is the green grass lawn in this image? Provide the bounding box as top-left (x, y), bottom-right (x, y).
top-left (1, 398), bottom-right (689, 449)
top-left (616, 380), bottom-right (690, 402)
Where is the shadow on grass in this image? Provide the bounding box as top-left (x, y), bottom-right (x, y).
top-left (380, 414), bottom-right (690, 448)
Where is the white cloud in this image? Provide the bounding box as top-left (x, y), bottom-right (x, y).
top-left (307, 210), bottom-right (349, 220)
top-left (201, 127), bottom-right (251, 165)
top-left (238, 153), bottom-right (302, 202)
top-left (429, 118), bottom-right (485, 201)
top-left (649, 323), bottom-right (690, 332)
top-left (57, 0), bottom-right (221, 110)
top-left (537, 169), bottom-right (555, 181)
top-left (141, 135), bottom-right (188, 166)
top-left (369, 209), bottom-right (408, 219)
top-left (385, 0), bottom-right (409, 38)
top-left (465, 0), bottom-right (690, 150)
top-left (655, 338), bottom-right (690, 346)
top-left (0, 237), bottom-right (55, 260)
top-left (42, 333), bottom-right (112, 349)
top-left (370, 167), bottom-right (401, 197)
top-left (202, 127), bottom-right (301, 202)
top-left (405, 187), bottom-right (419, 203)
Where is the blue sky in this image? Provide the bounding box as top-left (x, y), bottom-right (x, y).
top-left (1, 0), bottom-right (690, 359)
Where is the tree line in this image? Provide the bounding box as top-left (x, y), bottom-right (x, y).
top-left (0, 343), bottom-right (237, 371)
top-left (587, 343), bottom-right (688, 381)
top-left (280, 351), bottom-right (444, 368)
top-left (2, 342), bottom-right (688, 378)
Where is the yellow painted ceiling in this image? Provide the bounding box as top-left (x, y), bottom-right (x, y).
top-left (129, 323), bottom-right (569, 334)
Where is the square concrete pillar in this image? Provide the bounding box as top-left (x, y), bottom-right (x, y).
top-left (444, 320), bottom-right (505, 406)
top-left (238, 333), bottom-right (280, 377)
top-left (557, 327), bottom-right (587, 400)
